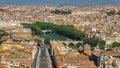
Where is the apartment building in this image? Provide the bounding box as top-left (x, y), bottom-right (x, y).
top-left (105, 47), bottom-right (120, 68)
top-left (10, 28), bottom-right (32, 41)
top-left (0, 39), bottom-right (37, 68)
top-left (50, 41), bottom-right (97, 68)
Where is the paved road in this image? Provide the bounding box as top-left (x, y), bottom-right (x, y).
top-left (99, 51), bottom-right (105, 68)
top-left (31, 44), bottom-right (52, 68)
top-left (39, 46), bottom-right (49, 68)
top-left (31, 45), bottom-right (40, 68)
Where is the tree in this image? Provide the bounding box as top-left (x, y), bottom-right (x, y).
top-left (69, 42), bottom-right (74, 49)
top-left (75, 42), bottom-right (82, 49)
top-left (84, 37), bottom-right (91, 45)
top-left (0, 40), bottom-right (6, 45)
top-left (44, 38), bottom-right (50, 45)
top-left (99, 40), bottom-right (106, 50)
top-left (106, 9), bottom-right (115, 16)
top-left (0, 30), bottom-right (9, 39)
top-left (112, 42), bottom-right (120, 48)
top-left (34, 25), bottom-right (43, 36)
top-left (34, 39), bottom-right (42, 43)
top-left (63, 42), bottom-right (67, 46)
top-left (91, 47), bottom-right (94, 51)
top-left (106, 48), bottom-right (112, 51)
top-left (51, 9), bottom-right (72, 14)
top-left (117, 10), bottom-right (120, 15)
top-left (22, 23), bottom-right (43, 36)
top-left (99, 45), bottom-right (105, 50)
top-left (22, 22), bottom-right (106, 48)
top-left (99, 40), bottom-right (106, 45)
top-left (19, 65), bottom-right (25, 68)
top-left (91, 38), bottom-right (99, 47)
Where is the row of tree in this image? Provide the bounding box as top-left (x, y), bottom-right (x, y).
top-left (111, 42), bottom-right (120, 48)
top-left (22, 22), bottom-right (106, 50)
top-left (106, 9), bottom-right (120, 16)
top-left (0, 30), bottom-right (8, 38)
top-left (106, 42), bottom-right (120, 51)
top-left (35, 22), bottom-right (86, 40)
top-left (51, 9), bottom-right (72, 14)
top-left (22, 23), bottom-right (43, 36)
top-left (0, 30), bottom-right (9, 44)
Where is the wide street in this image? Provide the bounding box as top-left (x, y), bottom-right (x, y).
top-left (31, 44), bottom-right (52, 68)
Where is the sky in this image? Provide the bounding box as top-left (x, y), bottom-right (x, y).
top-left (0, 0), bottom-right (120, 5)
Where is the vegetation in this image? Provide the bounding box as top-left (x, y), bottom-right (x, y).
top-left (84, 37), bottom-right (105, 50)
top-left (26, 66), bottom-right (29, 68)
top-left (75, 42), bottom-right (82, 48)
top-left (106, 9), bottom-right (120, 16)
top-left (0, 30), bottom-right (9, 44)
top-left (111, 42), bottom-right (120, 48)
top-left (22, 23), bottom-right (43, 36)
top-left (106, 48), bottom-right (113, 51)
top-left (13, 39), bottom-right (22, 42)
top-left (34, 39), bottom-right (42, 43)
top-left (63, 42), bottom-right (67, 46)
top-left (22, 22), bottom-right (106, 49)
top-left (35, 22), bottom-right (86, 40)
top-left (99, 45), bottom-right (105, 50)
top-left (68, 42), bottom-right (82, 49)
top-left (68, 42), bottom-right (75, 49)
top-left (106, 9), bottom-right (115, 16)
top-left (0, 30), bottom-right (9, 39)
top-left (117, 10), bottom-right (120, 15)
top-left (91, 47), bottom-right (94, 51)
top-left (44, 38), bottom-right (50, 45)
top-left (19, 65), bottom-right (25, 68)
top-left (51, 9), bottom-right (72, 14)
top-left (0, 40), bottom-right (6, 44)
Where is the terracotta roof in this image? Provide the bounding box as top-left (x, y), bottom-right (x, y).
top-left (19, 59), bottom-right (32, 67)
top-left (92, 50), bottom-right (101, 57)
top-left (0, 63), bottom-right (7, 68)
top-left (105, 51), bottom-right (118, 56)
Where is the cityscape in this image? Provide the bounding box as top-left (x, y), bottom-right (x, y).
top-left (0, 0), bottom-right (120, 68)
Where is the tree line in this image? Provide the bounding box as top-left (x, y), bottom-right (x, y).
top-left (0, 30), bottom-right (9, 39)
top-left (0, 30), bottom-right (9, 44)
top-left (51, 9), bottom-right (72, 14)
top-left (22, 22), bottom-right (106, 50)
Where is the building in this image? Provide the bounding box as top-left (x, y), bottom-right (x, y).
top-left (105, 47), bottom-right (120, 68)
top-left (10, 28), bottom-right (32, 41)
top-left (0, 39), bottom-right (37, 68)
top-left (72, 10), bottom-right (100, 15)
top-left (50, 41), bottom-right (97, 68)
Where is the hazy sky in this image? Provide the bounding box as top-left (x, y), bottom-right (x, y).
top-left (0, 0), bottom-right (120, 5)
